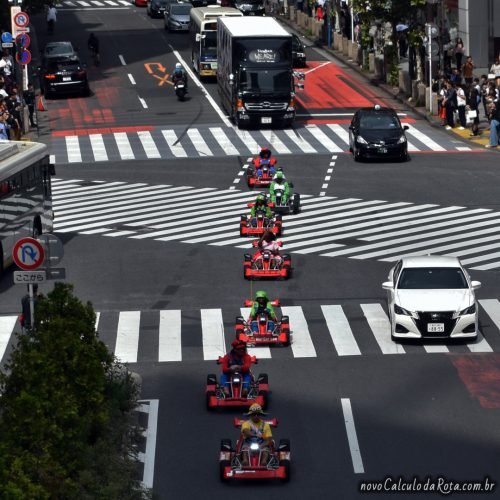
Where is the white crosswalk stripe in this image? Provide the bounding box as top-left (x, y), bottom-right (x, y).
top-left (51, 178), bottom-right (500, 270)
top-left (51, 123), bottom-right (467, 164)
top-left (2, 300), bottom-right (499, 365)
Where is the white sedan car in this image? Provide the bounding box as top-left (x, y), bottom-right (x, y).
top-left (382, 256), bottom-right (481, 341)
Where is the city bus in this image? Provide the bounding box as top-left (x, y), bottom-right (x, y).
top-left (190, 6), bottom-right (242, 77)
top-left (0, 141), bottom-right (54, 274)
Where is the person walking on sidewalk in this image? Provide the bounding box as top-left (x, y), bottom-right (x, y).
top-left (463, 56), bottom-right (475, 86)
top-left (456, 84), bottom-right (467, 130)
top-left (467, 78), bottom-right (481, 136)
top-left (47, 4), bottom-right (57, 34)
top-left (490, 57), bottom-right (500, 78)
top-left (443, 81), bottom-right (457, 130)
top-left (486, 98), bottom-right (500, 148)
top-left (23, 83), bottom-right (36, 128)
top-left (455, 38), bottom-right (464, 71)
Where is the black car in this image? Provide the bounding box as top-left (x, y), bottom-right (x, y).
top-left (349, 105), bottom-right (409, 162)
top-left (147, 0), bottom-right (168, 17)
top-left (234, 0), bottom-right (265, 16)
top-left (40, 56), bottom-right (90, 98)
top-left (292, 34), bottom-right (306, 67)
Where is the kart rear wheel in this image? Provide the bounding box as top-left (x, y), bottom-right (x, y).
top-left (220, 459), bottom-right (231, 482)
top-left (257, 373), bottom-right (268, 385)
top-left (258, 390), bottom-right (268, 409)
top-left (278, 438), bottom-right (290, 452)
top-left (279, 459), bottom-right (291, 482)
top-left (292, 194), bottom-right (300, 214)
top-left (207, 374), bottom-right (217, 385)
top-left (282, 333), bottom-right (291, 347)
top-left (220, 439), bottom-right (233, 451)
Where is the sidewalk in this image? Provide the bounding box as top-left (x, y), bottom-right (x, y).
top-left (278, 12), bottom-right (492, 150)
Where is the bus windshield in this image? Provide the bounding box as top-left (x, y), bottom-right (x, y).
top-left (202, 31), bottom-right (217, 57)
top-left (239, 69), bottom-right (291, 93)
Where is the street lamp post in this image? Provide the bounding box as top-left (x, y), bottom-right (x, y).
top-left (427, 22), bottom-right (433, 115)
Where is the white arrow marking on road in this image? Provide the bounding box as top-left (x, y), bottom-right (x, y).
top-left (341, 398), bottom-right (365, 474)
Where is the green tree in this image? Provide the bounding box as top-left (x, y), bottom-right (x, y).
top-left (0, 283), bottom-right (151, 499)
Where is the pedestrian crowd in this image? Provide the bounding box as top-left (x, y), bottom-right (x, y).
top-left (0, 47), bottom-right (36, 142)
top-left (435, 41), bottom-right (500, 148)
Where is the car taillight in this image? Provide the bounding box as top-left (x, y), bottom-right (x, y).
top-left (236, 98), bottom-right (243, 108)
top-left (44, 74), bottom-right (56, 80)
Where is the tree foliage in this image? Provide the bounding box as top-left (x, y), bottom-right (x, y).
top-left (0, 283), bottom-right (151, 499)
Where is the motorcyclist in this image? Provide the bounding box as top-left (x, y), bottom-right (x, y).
top-left (257, 230), bottom-right (282, 267)
top-left (269, 171), bottom-right (290, 205)
top-left (220, 340), bottom-right (252, 397)
top-left (87, 33), bottom-right (100, 64)
top-left (240, 403), bottom-right (273, 466)
top-left (250, 194), bottom-right (273, 227)
top-left (248, 290), bottom-right (278, 334)
top-left (172, 62), bottom-right (188, 91)
top-left (253, 147), bottom-right (276, 177)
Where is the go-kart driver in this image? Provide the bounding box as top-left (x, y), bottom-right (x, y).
top-left (220, 340), bottom-right (252, 397)
top-left (250, 194), bottom-right (273, 227)
top-left (248, 290), bottom-right (278, 334)
top-left (269, 171), bottom-right (290, 205)
top-left (240, 403), bottom-right (273, 466)
top-left (257, 231), bottom-right (283, 266)
top-left (254, 147), bottom-right (276, 177)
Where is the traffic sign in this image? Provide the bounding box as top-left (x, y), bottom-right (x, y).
top-left (16, 49), bottom-right (31, 65)
top-left (16, 33), bottom-right (30, 48)
top-left (13, 11), bottom-right (29, 28)
top-left (12, 237), bottom-right (45, 270)
top-left (14, 270), bottom-right (46, 284)
top-left (1, 32), bottom-right (13, 43)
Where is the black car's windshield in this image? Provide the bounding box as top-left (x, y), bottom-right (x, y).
top-left (360, 113), bottom-right (400, 130)
top-left (239, 69), bottom-right (291, 93)
top-left (397, 268), bottom-right (468, 289)
top-left (154, 0), bottom-right (167, 5)
top-left (45, 44), bottom-right (74, 57)
top-left (171, 4), bottom-right (191, 14)
top-left (202, 31), bottom-right (217, 56)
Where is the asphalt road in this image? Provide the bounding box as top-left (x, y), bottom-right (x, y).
top-left (1, 4), bottom-right (499, 498)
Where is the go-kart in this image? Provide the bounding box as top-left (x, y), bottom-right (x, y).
top-left (243, 241), bottom-right (291, 280)
top-left (240, 205), bottom-right (282, 237)
top-left (246, 158), bottom-right (278, 188)
top-left (268, 182), bottom-right (300, 214)
top-left (220, 418), bottom-right (291, 481)
top-left (206, 355), bottom-right (269, 409)
top-left (235, 300), bottom-right (291, 346)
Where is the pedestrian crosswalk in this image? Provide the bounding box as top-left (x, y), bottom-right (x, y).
top-left (57, 0), bottom-right (131, 8)
top-left (52, 178), bottom-right (500, 271)
top-left (49, 123), bottom-right (474, 164)
top-left (2, 299), bottom-right (500, 364)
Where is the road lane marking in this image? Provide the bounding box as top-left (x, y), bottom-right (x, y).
top-left (115, 311), bottom-right (141, 363)
top-left (321, 305), bottom-right (361, 356)
top-left (137, 399), bottom-right (159, 489)
top-left (259, 130), bottom-right (291, 154)
top-left (171, 48), bottom-right (232, 127)
top-left (138, 131), bottom-right (161, 159)
top-left (406, 124), bottom-right (446, 151)
top-left (89, 133), bottom-right (108, 162)
top-left (210, 127), bottom-right (239, 155)
top-left (241, 307), bottom-right (272, 358)
top-left (361, 304), bottom-right (406, 354)
top-left (118, 54), bottom-right (126, 66)
top-left (281, 306), bottom-right (316, 358)
top-left (162, 130), bottom-right (187, 157)
top-left (283, 129), bottom-right (317, 153)
top-left (159, 310), bottom-right (182, 361)
top-left (187, 128), bottom-right (213, 156)
top-left (65, 136), bottom-right (82, 163)
top-left (138, 97), bottom-right (148, 109)
top-left (305, 124), bottom-right (343, 152)
top-left (467, 331), bottom-right (493, 353)
top-left (114, 132), bottom-right (135, 160)
top-left (127, 73), bottom-right (136, 85)
top-left (341, 398), bottom-right (365, 474)
top-left (201, 309), bottom-right (226, 360)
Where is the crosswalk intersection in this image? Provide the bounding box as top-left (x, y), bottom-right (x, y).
top-left (56, 0), bottom-right (131, 8)
top-left (2, 300), bottom-right (500, 365)
top-left (50, 123), bottom-right (475, 164)
top-left (52, 178), bottom-right (500, 271)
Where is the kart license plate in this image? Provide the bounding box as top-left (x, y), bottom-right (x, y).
top-left (261, 117), bottom-right (272, 124)
top-left (378, 147), bottom-right (387, 153)
top-left (63, 77), bottom-right (71, 81)
top-left (427, 323), bottom-right (444, 333)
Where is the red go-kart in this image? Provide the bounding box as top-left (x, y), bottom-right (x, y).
top-left (246, 158), bottom-right (278, 188)
top-left (243, 241), bottom-right (292, 280)
top-left (206, 356), bottom-right (269, 410)
top-left (235, 300), bottom-right (291, 346)
top-left (220, 418), bottom-right (291, 482)
top-left (240, 204), bottom-right (282, 237)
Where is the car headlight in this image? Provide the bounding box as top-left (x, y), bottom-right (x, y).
top-left (250, 442), bottom-right (260, 451)
top-left (296, 52), bottom-right (305, 57)
top-left (394, 304), bottom-right (419, 319)
top-left (397, 135), bottom-right (407, 144)
top-left (356, 136), bottom-right (368, 145)
top-left (455, 304), bottom-right (476, 317)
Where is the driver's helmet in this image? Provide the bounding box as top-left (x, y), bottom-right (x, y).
top-left (255, 290), bottom-right (268, 307)
top-left (245, 403), bottom-right (266, 416)
top-left (259, 147), bottom-right (271, 160)
top-left (255, 194), bottom-right (266, 206)
top-left (174, 62), bottom-right (183, 74)
top-left (273, 171), bottom-right (285, 183)
top-left (231, 339), bottom-right (246, 354)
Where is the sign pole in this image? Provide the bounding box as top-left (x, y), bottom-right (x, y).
top-left (428, 23), bottom-right (433, 115)
top-left (28, 283), bottom-right (34, 329)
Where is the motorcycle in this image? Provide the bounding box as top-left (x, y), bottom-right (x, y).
top-left (175, 81), bottom-right (187, 101)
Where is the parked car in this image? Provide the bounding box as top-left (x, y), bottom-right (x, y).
top-left (164, 2), bottom-right (193, 31)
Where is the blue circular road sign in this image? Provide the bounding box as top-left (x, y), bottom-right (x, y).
top-left (1, 32), bottom-right (13, 43)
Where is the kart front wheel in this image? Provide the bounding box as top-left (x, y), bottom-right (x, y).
top-left (220, 459), bottom-right (231, 482)
top-left (206, 390), bottom-right (215, 410)
top-left (258, 390), bottom-right (268, 409)
top-left (279, 458), bottom-right (291, 482)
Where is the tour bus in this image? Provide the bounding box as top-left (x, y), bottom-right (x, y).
top-left (0, 141), bottom-right (54, 274)
top-left (190, 6), bottom-right (242, 77)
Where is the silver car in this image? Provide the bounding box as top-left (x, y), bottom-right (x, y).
top-left (164, 2), bottom-right (192, 31)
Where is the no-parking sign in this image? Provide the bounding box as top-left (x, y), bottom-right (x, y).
top-left (13, 11), bottom-right (29, 28)
top-left (12, 237), bottom-right (45, 270)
